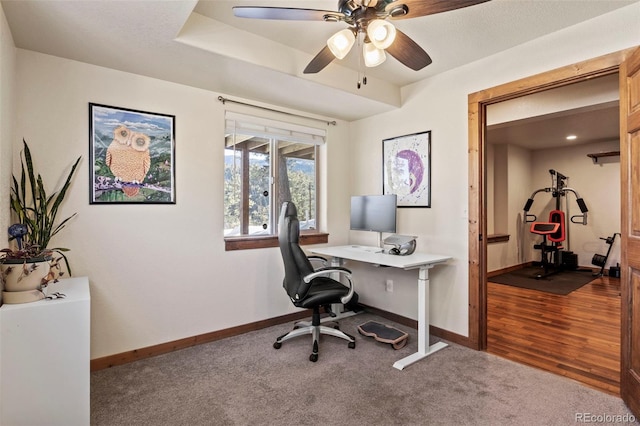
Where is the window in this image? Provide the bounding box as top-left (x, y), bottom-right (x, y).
top-left (224, 112), bottom-right (324, 241)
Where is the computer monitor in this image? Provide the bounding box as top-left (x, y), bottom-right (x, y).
top-left (350, 194), bottom-right (397, 233)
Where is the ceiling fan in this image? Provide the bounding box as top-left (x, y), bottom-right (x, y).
top-left (233, 0), bottom-right (490, 87)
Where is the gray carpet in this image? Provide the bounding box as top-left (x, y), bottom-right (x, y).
top-left (91, 313), bottom-right (637, 425)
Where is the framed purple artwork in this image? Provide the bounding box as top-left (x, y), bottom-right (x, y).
top-left (382, 130), bottom-right (431, 207)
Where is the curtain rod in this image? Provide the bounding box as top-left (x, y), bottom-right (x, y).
top-left (218, 96), bottom-right (337, 126)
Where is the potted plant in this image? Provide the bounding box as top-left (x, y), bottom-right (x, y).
top-left (0, 238), bottom-right (57, 296)
top-left (0, 139), bottom-right (81, 304)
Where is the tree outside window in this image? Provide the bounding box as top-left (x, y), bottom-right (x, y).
top-left (224, 132), bottom-right (318, 236)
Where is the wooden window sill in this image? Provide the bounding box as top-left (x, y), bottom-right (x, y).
top-left (487, 234), bottom-right (510, 244)
top-left (224, 231), bottom-right (328, 251)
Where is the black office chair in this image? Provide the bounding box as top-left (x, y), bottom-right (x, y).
top-left (274, 201), bottom-right (356, 362)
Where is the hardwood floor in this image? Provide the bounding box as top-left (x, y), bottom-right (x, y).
top-left (487, 274), bottom-right (621, 395)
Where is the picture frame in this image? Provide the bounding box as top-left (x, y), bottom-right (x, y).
top-left (89, 103), bottom-right (176, 204)
top-left (382, 130), bottom-right (431, 208)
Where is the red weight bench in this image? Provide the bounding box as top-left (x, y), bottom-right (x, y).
top-left (530, 210), bottom-right (565, 279)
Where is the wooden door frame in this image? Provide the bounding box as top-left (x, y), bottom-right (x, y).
top-left (467, 48), bottom-right (636, 350)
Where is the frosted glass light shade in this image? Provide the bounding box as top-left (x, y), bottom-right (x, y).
top-left (367, 19), bottom-right (396, 49)
top-left (327, 29), bottom-right (355, 59)
top-left (363, 42), bottom-right (386, 67)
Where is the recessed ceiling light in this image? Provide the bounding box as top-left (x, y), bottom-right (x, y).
top-left (566, 135), bottom-right (577, 140)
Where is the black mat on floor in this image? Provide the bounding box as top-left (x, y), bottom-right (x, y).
top-left (489, 266), bottom-right (596, 295)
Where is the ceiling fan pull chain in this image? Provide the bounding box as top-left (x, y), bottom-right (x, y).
top-left (358, 30), bottom-right (367, 89)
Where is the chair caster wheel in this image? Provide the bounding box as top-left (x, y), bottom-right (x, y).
top-left (348, 341), bottom-right (356, 349)
top-left (273, 341), bottom-right (282, 349)
top-left (309, 353), bottom-right (318, 362)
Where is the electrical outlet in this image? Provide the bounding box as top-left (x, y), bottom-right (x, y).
top-left (385, 279), bottom-right (394, 292)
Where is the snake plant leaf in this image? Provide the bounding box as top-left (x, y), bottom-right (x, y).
top-left (8, 139), bottom-right (82, 275)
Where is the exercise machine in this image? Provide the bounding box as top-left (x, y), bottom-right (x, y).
top-left (523, 169), bottom-right (589, 279)
top-left (529, 221), bottom-right (562, 279)
top-left (591, 233), bottom-right (620, 277)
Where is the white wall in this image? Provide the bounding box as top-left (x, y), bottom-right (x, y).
top-left (486, 140), bottom-right (619, 273)
top-left (348, 4), bottom-right (639, 337)
top-left (487, 144), bottom-right (532, 272)
top-left (0, 6), bottom-right (14, 421)
top-left (4, 3), bottom-right (638, 357)
top-left (13, 50), bottom-right (351, 359)
top-left (0, 5), bottom-right (14, 256)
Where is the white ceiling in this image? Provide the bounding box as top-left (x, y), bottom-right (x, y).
top-left (2, 0), bottom-right (637, 123)
top-left (487, 73), bottom-right (620, 150)
top-left (192, 0), bottom-right (632, 88)
top-left (488, 102), bottom-right (620, 150)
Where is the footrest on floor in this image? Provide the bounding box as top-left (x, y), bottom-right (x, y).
top-left (357, 321), bottom-right (409, 350)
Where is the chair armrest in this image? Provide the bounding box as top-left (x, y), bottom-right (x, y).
top-left (305, 266), bottom-right (352, 278)
top-left (307, 255), bottom-right (328, 269)
top-left (303, 267), bottom-right (355, 305)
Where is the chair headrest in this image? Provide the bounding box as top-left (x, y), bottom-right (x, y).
top-left (279, 201), bottom-right (300, 245)
top-left (283, 201), bottom-right (297, 219)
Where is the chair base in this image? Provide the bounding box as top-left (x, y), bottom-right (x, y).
top-left (273, 308), bottom-right (356, 362)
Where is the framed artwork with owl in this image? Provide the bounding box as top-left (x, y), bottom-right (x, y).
top-left (89, 103), bottom-right (176, 204)
top-left (382, 130), bottom-right (431, 208)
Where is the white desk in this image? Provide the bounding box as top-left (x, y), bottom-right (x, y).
top-left (310, 245), bottom-right (451, 370)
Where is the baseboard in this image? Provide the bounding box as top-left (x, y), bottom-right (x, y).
top-left (90, 304), bottom-right (471, 371)
top-left (487, 262), bottom-right (532, 278)
top-left (90, 309), bottom-right (312, 371)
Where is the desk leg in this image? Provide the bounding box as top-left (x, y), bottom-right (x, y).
top-left (327, 256), bottom-right (358, 322)
top-left (393, 265), bottom-right (448, 370)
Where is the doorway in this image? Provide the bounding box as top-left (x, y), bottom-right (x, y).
top-left (481, 75), bottom-right (622, 393)
top-left (466, 50), bottom-right (633, 361)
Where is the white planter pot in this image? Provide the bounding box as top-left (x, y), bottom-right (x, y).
top-left (1, 259), bottom-right (50, 293)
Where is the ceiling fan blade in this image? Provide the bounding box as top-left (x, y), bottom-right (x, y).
top-left (303, 46), bottom-right (335, 74)
top-left (386, 0), bottom-right (490, 20)
top-left (385, 29), bottom-right (432, 71)
top-left (233, 6), bottom-right (344, 21)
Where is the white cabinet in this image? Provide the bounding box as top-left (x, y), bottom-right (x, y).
top-left (0, 277), bottom-right (90, 426)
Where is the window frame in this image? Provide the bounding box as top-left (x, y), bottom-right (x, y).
top-left (223, 112), bottom-right (327, 250)
top-left (224, 231), bottom-right (328, 251)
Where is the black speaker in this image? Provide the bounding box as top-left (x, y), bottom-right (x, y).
top-left (561, 251), bottom-right (578, 270)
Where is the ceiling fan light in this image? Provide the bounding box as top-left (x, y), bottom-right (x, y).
top-left (367, 19), bottom-right (396, 50)
top-left (363, 42), bottom-right (386, 67)
top-left (327, 29), bottom-right (355, 60)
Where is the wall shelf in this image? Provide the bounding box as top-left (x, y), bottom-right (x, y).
top-left (488, 234), bottom-right (510, 244)
top-left (587, 151), bottom-right (620, 163)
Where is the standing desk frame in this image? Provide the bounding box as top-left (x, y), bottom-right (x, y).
top-left (309, 245), bottom-right (451, 370)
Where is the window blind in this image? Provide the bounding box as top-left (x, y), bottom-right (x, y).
top-left (225, 111), bottom-right (326, 145)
